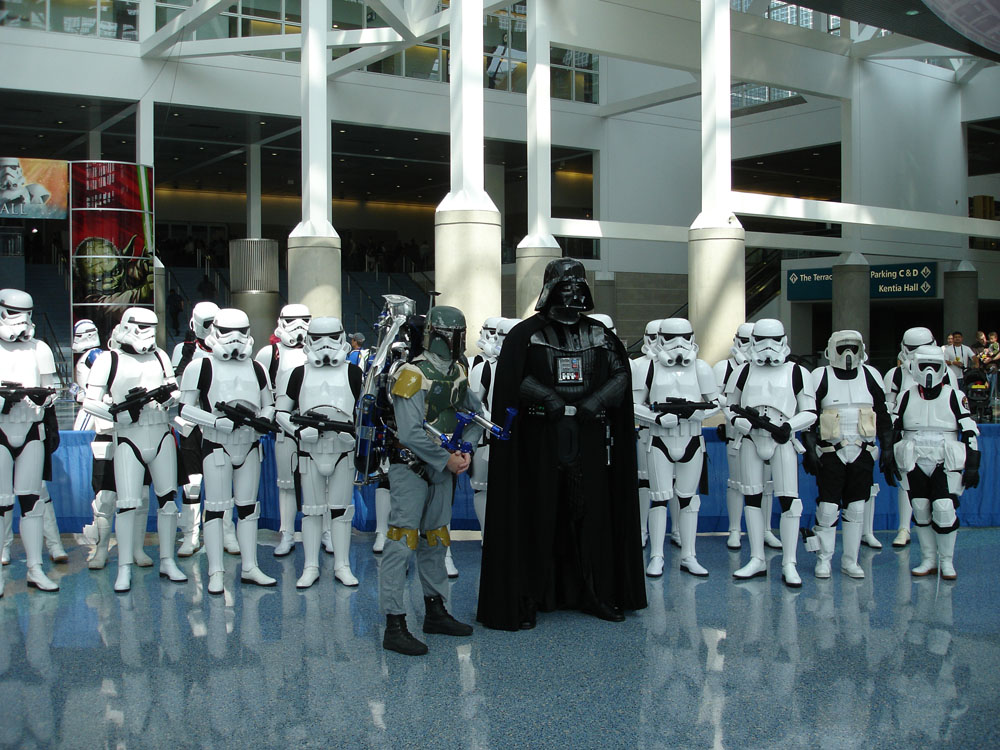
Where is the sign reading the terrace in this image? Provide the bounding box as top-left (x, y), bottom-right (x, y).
top-left (786, 262), bottom-right (937, 301)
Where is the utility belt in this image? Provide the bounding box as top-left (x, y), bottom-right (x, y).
top-left (388, 441), bottom-right (430, 482)
top-left (526, 404), bottom-right (607, 422)
top-left (818, 438), bottom-right (875, 454)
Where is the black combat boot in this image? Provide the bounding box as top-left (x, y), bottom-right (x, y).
top-left (383, 614), bottom-right (428, 655)
top-left (422, 595), bottom-right (473, 636)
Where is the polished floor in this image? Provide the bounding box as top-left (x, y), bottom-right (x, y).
top-left (1, 528), bottom-right (998, 749)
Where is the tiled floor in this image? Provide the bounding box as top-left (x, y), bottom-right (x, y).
top-left (1, 528), bottom-right (997, 748)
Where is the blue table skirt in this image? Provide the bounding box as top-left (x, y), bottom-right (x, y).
top-left (23, 426), bottom-right (1000, 533)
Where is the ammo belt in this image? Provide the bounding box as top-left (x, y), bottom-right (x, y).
top-left (388, 443), bottom-right (431, 482)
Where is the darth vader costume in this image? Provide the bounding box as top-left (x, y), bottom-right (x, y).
top-left (477, 258), bottom-right (646, 631)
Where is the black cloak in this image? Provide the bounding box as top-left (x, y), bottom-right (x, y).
top-left (476, 313), bottom-right (647, 631)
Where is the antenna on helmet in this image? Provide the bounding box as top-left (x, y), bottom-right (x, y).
top-left (427, 290), bottom-right (441, 315)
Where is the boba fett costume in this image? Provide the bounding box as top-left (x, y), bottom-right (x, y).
top-left (380, 306), bottom-right (484, 655)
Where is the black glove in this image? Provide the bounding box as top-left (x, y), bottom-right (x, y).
top-left (520, 376), bottom-right (566, 421)
top-left (774, 422), bottom-right (792, 445)
top-left (155, 388), bottom-right (174, 404)
top-left (963, 448), bottom-right (981, 489)
top-left (878, 432), bottom-right (897, 487)
top-left (800, 430), bottom-right (820, 476)
top-left (716, 423), bottom-right (727, 443)
top-left (576, 394), bottom-right (604, 421)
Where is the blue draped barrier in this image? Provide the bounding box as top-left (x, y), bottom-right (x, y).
top-left (26, 427), bottom-right (1000, 533)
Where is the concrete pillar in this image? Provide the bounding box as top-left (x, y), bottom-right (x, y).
top-left (435, 0), bottom-right (501, 346)
top-left (943, 260), bottom-right (978, 341)
top-left (136, 96), bottom-right (154, 167)
top-left (247, 142), bottom-right (262, 238)
top-left (87, 130), bottom-right (101, 160)
top-left (288, 0), bottom-right (340, 316)
top-left (230, 239), bottom-right (280, 349)
top-left (832, 251), bottom-right (870, 343)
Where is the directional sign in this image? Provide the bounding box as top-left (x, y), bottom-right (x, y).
top-left (787, 262), bottom-right (937, 301)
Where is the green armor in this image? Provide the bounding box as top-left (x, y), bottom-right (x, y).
top-left (416, 359), bottom-right (468, 434)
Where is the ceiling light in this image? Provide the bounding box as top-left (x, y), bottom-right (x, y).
top-left (905, 9), bottom-right (920, 16)
top-left (339, 158), bottom-right (345, 162)
top-left (812, 152), bottom-right (820, 156)
top-left (370, 172), bottom-right (375, 176)
top-left (172, 112), bottom-right (180, 117)
top-left (339, 129), bottom-right (346, 133)
top-left (199, 146), bottom-right (205, 150)
top-left (272, 152), bottom-right (278, 156)
top-left (756, 161), bottom-right (764, 165)
top-left (36, 134), bottom-right (44, 139)
top-left (174, 157), bottom-right (180, 161)
top-left (56, 120), bottom-right (64, 125)
top-left (259, 120), bottom-right (266, 125)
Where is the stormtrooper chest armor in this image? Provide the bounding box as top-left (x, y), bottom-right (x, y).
top-left (297, 364), bottom-right (355, 419)
top-left (207, 358), bottom-right (262, 411)
top-left (108, 352), bottom-right (170, 403)
top-left (275, 345), bottom-right (307, 384)
top-left (820, 367), bottom-right (874, 413)
top-left (0, 339), bottom-right (45, 387)
top-left (742, 362), bottom-right (798, 419)
top-left (901, 388), bottom-right (959, 437)
top-left (648, 361), bottom-right (702, 404)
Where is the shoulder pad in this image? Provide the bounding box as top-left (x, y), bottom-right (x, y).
top-left (391, 364), bottom-right (424, 399)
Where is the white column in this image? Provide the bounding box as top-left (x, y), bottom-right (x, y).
top-left (435, 0), bottom-right (501, 348)
top-left (87, 130), bottom-right (102, 160)
top-left (688, 0), bottom-right (745, 366)
top-left (136, 96), bottom-right (154, 167)
top-left (288, 0), bottom-right (340, 317)
top-left (515, 0), bottom-right (561, 320)
top-left (247, 143), bottom-right (262, 238)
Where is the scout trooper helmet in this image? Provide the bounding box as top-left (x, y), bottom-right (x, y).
top-left (642, 319), bottom-right (663, 358)
top-left (591, 314), bottom-right (616, 334)
top-left (207, 308), bottom-right (253, 361)
top-left (899, 326), bottom-right (935, 364)
top-left (304, 317), bottom-right (350, 367)
top-left (730, 322), bottom-right (755, 364)
top-left (476, 317), bottom-right (501, 358)
top-left (749, 318), bottom-right (790, 366)
top-left (825, 329), bottom-right (866, 371)
top-left (115, 307), bottom-right (158, 355)
top-left (657, 318), bottom-right (698, 367)
top-left (909, 344), bottom-right (948, 389)
top-left (275, 303), bottom-right (311, 347)
top-left (72, 318), bottom-right (101, 353)
top-left (0, 288), bottom-right (35, 342)
top-left (190, 301), bottom-right (219, 342)
top-left (494, 317), bottom-right (521, 356)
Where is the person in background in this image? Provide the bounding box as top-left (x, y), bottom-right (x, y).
top-left (984, 331), bottom-right (1000, 399)
top-left (942, 331), bottom-right (975, 391)
top-left (347, 333), bottom-right (368, 369)
top-left (166, 288), bottom-right (184, 336)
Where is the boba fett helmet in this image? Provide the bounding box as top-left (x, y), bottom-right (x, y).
top-left (422, 306), bottom-right (466, 361)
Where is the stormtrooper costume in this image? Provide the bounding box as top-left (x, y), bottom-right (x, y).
top-left (171, 302), bottom-right (238, 557)
top-left (179, 308), bottom-right (276, 595)
top-left (255, 303), bottom-right (310, 558)
top-left (883, 327), bottom-right (958, 550)
top-left (727, 318), bottom-right (816, 587)
top-left (82, 307), bottom-right (186, 592)
top-left (274, 317), bottom-right (362, 588)
top-left (891, 345), bottom-right (979, 580)
top-left (633, 318), bottom-right (720, 578)
top-left (0, 289), bottom-right (59, 594)
top-left (803, 331), bottom-right (891, 580)
top-left (632, 319), bottom-right (661, 548)
top-left (470, 317), bottom-right (501, 371)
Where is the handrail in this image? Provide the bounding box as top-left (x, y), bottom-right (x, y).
top-left (37, 311), bottom-right (70, 389)
top-left (343, 271), bottom-right (381, 333)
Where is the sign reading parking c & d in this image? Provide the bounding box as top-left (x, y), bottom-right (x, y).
top-left (786, 262), bottom-right (937, 301)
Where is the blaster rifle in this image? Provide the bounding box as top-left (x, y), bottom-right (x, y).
top-left (652, 397), bottom-right (717, 416)
top-left (290, 410), bottom-right (355, 435)
top-left (730, 403), bottom-right (791, 444)
top-left (464, 406), bottom-right (517, 441)
top-left (108, 383), bottom-right (174, 422)
top-left (214, 401), bottom-right (277, 434)
top-left (423, 411), bottom-right (475, 454)
top-left (0, 381), bottom-right (57, 415)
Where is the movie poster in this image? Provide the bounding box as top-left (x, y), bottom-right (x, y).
top-left (69, 162), bottom-right (155, 343)
top-left (0, 157), bottom-right (69, 219)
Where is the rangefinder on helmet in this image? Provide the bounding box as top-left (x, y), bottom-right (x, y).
top-left (115, 307), bottom-right (158, 355)
top-left (72, 318), bottom-right (101, 353)
top-left (304, 317), bottom-right (350, 367)
top-left (208, 308), bottom-right (253, 361)
top-left (899, 326), bottom-right (935, 364)
top-left (749, 318), bottom-right (790, 366)
top-left (642, 319), bottom-right (663, 357)
top-left (0, 288), bottom-right (35, 342)
top-left (825, 329), bottom-right (866, 371)
top-left (423, 306), bottom-right (466, 361)
top-left (909, 345), bottom-right (947, 389)
top-left (275, 303), bottom-right (311, 347)
top-left (657, 318), bottom-right (698, 367)
top-left (190, 301), bottom-right (220, 342)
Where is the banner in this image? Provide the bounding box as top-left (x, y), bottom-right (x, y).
top-left (69, 162), bottom-right (155, 343)
top-left (787, 261), bottom-right (938, 301)
top-left (0, 157), bottom-right (68, 219)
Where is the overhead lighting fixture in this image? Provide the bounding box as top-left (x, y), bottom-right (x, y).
top-left (339, 129), bottom-right (346, 133)
top-left (905, 9), bottom-right (920, 15)
top-left (172, 112), bottom-right (180, 117)
top-left (756, 161), bottom-right (764, 165)
top-left (259, 120), bottom-right (266, 125)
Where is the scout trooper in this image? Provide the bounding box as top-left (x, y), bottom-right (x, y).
top-left (255, 303), bottom-right (311, 558)
top-left (728, 318), bottom-right (816, 587)
top-left (82, 307), bottom-right (186, 592)
top-left (179, 308), bottom-right (276, 595)
top-left (274, 317), bottom-right (362, 588)
top-left (803, 331), bottom-right (891, 580)
top-left (883, 327), bottom-right (957, 550)
top-left (713, 323), bottom-right (755, 550)
top-left (892, 345), bottom-right (979, 580)
top-left (633, 318), bottom-right (720, 578)
top-left (633, 319), bottom-right (662, 547)
top-left (0, 289), bottom-right (59, 594)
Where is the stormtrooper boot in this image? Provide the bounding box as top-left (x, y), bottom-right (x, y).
top-left (113, 509), bottom-right (135, 593)
top-left (322, 513), bottom-right (334, 554)
top-left (911, 525), bottom-right (938, 577)
top-left (645, 503), bottom-right (667, 577)
top-left (639, 487), bottom-right (650, 548)
top-left (157, 509), bottom-right (188, 583)
top-left (23, 514), bottom-right (59, 591)
top-left (222, 507), bottom-right (241, 554)
top-left (177, 502), bottom-right (202, 557)
top-left (132, 497), bottom-right (153, 567)
top-left (203, 517), bottom-right (225, 595)
top-left (444, 533), bottom-right (459, 579)
top-left (332, 510), bottom-right (359, 587)
top-left (734, 506), bottom-right (767, 579)
top-left (678, 500), bottom-right (707, 577)
top-left (87, 516), bottom-right (112, 570)
top-left (0, 510), bottom-right (7, 595)
top-left (1, 509), bottom-right (12, 565)
top-left (42, 502), bottom-right (68, 563)
top-left (936, 530), bottom-right (957, 580)
top-left (668, 496), bottom-right (681, 547)
top-left (893, 489), bottom-right (911, 548)
top-left (273, 489), bottom-right (296, 557)
top-left (238, 514), bottom-right (276, 587)
top-left (762, 492), bottom-right (782, 549)
top-left (372, 487), bottom-right (390, 553)
top-left (813, 525), bottom-right (836, 579)
top-left (725, 487), bottom-right (742, 550)
top-left (296, 515), bottom-right (322, 589)
top-left (862, 491), bottom-right (882, 549)
top-left (779, 505), bottom-right (802, 588)
top-left (840, 506), bottom-right (865, 579)
top-left (473, 490), bottom-right (487, 543)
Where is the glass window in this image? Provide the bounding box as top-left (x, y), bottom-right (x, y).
top-left (406, 45), bottom-right (442, 81)
top-left (576, 72), bottom-right (598, 103)
top-left (51, 0), bottom-right (97, 35)
top-left (100, 1), bottom-right (139, 40)
top-left (195, 13), bottom-right (237, 40)
top-left (0, 0), bottom-right (47, 29)
top-left (241, 17), bottom-right (281, 36)
top-left (551, 67), bottom-right (571, 101)
top-left (242, 0), bottom-right (280, 20)
top-left (284, 0), bottom-right (300, 24)
top-left (367, 51), bottom-right (401, 75)
top-left (332, 0), bottom-right (363, 30)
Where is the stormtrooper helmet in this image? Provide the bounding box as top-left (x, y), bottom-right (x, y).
top-left (115, 307), bottom-right (158, 355)
top-left (305, 317), bottom-right (350, 367)
top-left (749, 318), bottom-right (790, 366)
top-left (909, 344), bottom-right (947, 389)
top-left (642, 319), bottom-right (663, 358)
top-left (208, 308), bottom-right (253, 361)
top-left (0, 288), bottom-right (35, 342)
top-left (657, 318), bottom-right (698, 367)
top-left (476, 317), bottom-right (501, 357)
top-left (590, 314), bottom-right (616, 335)
top-left (495, 318), bottom-right (521, 356)
top-left (275, 303), bottom-right (311, 347)
top-left (72, 318), bottom-right (101, 353)
top-left (825, 329), bottom-right (866, 371)
top-left (190, 301), bottom-right (220, 342)
top-left (730, 322), bottom-right (755, 364)
top-left (899, 326), bottom-right (935, 364)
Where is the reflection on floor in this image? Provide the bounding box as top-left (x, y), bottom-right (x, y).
top-left (1, 528), bottom-right (998, 748)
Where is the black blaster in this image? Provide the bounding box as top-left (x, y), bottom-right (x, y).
top-left (651, 397), bottom-right (717, 420)
top-left (0, 381), bottom-right (57, 414)
top-left (730, 403), bottom-right (791, 444)
top-left (290, 410), bottom-right (355, 435)
top-left (215, 401), bottom-right (277, 434)
top-left (108, 384), bottom-right (175, 422)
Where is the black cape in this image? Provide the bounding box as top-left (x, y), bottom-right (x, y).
top-left (476, 314), bottom-right (647, 630)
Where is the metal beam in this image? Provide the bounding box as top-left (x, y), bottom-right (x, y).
top-left (597, 80), bottom-right (700, 118)
top-left (746, 0), bottom-right (770, 16)
top-left (366, 0), bottom-right (415, 41)
top-left (849, 33), bottom-right (926, 58)
top-left (140, 0), bottom-right (231, 58)
top-left (51, 103), bottom-right (138, 157)
top-left (865, 42), bottom-right (974, 60)
top-left (956, 59), bottom-right (991, 84)
top-left (161, 27), bottom-right (403, 59)
top-left (327, 7), bottom-right (451, 79)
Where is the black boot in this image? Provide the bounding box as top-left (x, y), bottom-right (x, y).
top-left (422, 595), bottom-right (473, 636)
top-left (383, 614), bottom-right (428, 655)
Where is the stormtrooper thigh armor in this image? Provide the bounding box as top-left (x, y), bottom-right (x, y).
top-left (297, 440), bottom-right (357, 588)
top-left (647, 433), bottom-right (704, 577)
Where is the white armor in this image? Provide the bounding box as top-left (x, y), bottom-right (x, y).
top-left (813, 365), bottom-right (881, 465)
top-left (83, 307), bottom-right (184, 592)
top-left (473, 317), bottom-right (501, 362)
top-left (179, 308), bottom-right (275, 594)
top-left (274, 317), bottom-right (360, 588)
top-left (273, 303), bottom-right (311, 348)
